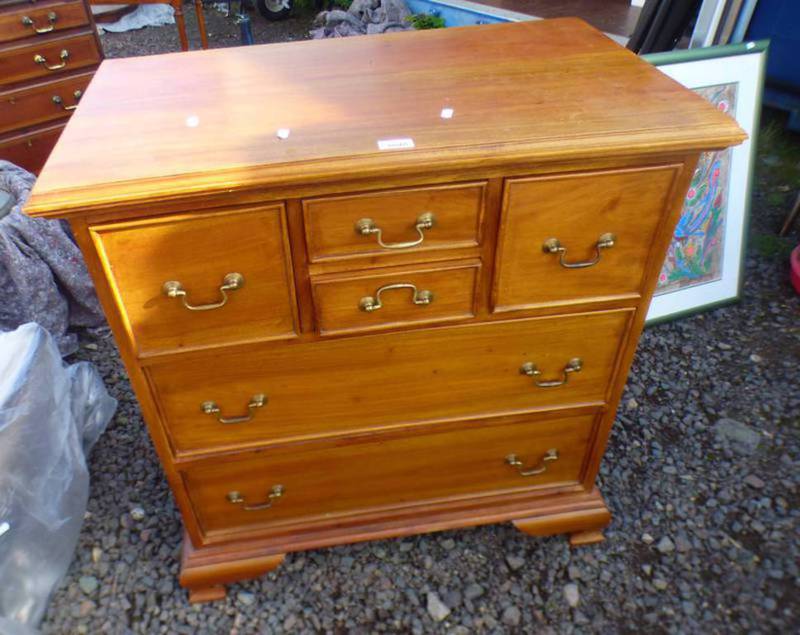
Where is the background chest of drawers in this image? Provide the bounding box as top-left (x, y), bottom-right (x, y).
top-left (0, 0), bottom-right (101, 173)
top-left (25, 19), bottom-right (745, 602)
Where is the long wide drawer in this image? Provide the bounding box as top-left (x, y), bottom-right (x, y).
top-left (183, 410), bottom-right (598, 539)
top-left (148, 309), bottom-right (632, 456)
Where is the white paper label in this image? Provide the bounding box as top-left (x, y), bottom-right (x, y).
top-left (377, 138), bottom-right (415, 151)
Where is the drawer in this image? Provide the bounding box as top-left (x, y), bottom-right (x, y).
top-left (493, 165), bottom-right (683, 311)
top-left (1, 32), bottom-right (99, 87)
top-left (311, 260), bottom-right (480, 335)
top-left (148, 309), bottom-right (631, 456)
top-left (0, 71), bottom-right (92, 134)
top-left (0, 1), bottom-right (89, 44)
top-left (0, 121), bottom-right (63, 173)
top-left (90, 205), bottom-right (298, 356)
top-left (183, 410), bottom-right (597, 537)
top-left (302, 182), bottom-right (486, 263)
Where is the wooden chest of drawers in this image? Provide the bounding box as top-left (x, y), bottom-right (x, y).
top-left (25, 19), bottom-right (745, 602)
top-left (0, 0), bottom-right (101, 173)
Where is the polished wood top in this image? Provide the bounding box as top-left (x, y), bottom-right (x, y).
top-left (26, 18), bottom-right (745, 217)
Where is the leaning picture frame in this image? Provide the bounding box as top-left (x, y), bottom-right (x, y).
top-left (643, 41), bottom-right (768, 323)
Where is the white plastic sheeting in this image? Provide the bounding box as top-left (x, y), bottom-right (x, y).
top-left (0, 324), bottom-right (116, 631)
top-left (96, 4), bottom-right (175, 33)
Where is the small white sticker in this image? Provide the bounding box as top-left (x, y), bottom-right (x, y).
top-left (377, 138), bottom-right (415, 151)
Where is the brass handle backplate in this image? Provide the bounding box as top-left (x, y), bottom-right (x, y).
top-left (201, 393), bottom-right (266, 424)
top-left (359, 282), bottom-right (433, 312)
top-left (22, 12), bottom-right (57, 33)
top-left (162, 272), bottom-right (244, 311)
top-left (34, 49), bottom-right (69, 70)
top-left (355, 212), bottom-right (435, 249)
top-left (520, 358), bottom-right (582, 388)
top-left (505, 449), bottom-right (559, 477)
top-left (542, 233), bottom-right (616, 269)
top-left (227, 485), bottom-right (284, 511)
top-left (52, 90), bottom-right (82, 111)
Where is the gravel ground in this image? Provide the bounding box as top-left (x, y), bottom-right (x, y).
top-left (38, 13), bottom-right (800, 634)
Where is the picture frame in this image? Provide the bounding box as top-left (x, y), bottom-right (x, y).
top-left (643, 41), bottom-right (768, 323)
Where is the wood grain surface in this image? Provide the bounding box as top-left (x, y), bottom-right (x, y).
top-left (24, 18), bottom-right (745, 217)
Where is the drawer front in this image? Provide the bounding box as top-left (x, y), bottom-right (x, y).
top-left (0, 1), bottom-right (89, 44)
top-left (183, 410), bottom-right (597, 537)
top-left (148, 310), bottom-right (631, 455)
top-left (311, 260), bottom-right (480, 335)
top-left (0, 71), bottom-right (91, 134)
top-left (303, 182), bottom-right (486, 263)
top-left (493, 165), bottom-right (682, 311)
top-left (1, 32), bottom-right (99, 87)
top-left (91, 206), bottom-right (297, 356)
top-left (0, 122), bottom-right (63, 173)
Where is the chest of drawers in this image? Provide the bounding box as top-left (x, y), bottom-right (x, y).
top-left (0, 0), bottom-right (101, 173)
top-left (25, 18), bottom-right (745, 602)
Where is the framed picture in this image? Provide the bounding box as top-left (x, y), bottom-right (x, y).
top-left (643, 41), bottom-right (767, 323)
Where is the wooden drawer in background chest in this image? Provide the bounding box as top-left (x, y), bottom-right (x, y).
top-left (90, 206), bottom-right (298, 356)
top-left (303, 182), bottom-right (486, 263)
top-left (147, 309), bottom-right (632, 456)
top-left (0, 71), bottom-right (91, 134)
top-left (0, 0), bottom-right (89, 44)
top-left (493, 164), bottom-right (683, 311)
top-left (1, 31), bottom-right (99, 87)
top-left (0, 121), bottom-right (64, 173)
top-left (183, 410), bottom-right (598, 540)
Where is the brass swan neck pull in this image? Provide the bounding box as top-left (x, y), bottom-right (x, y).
top-left (201, 394), bottom-right (266, 424)
top-left (505, 449), bottom-right (559, 477)
top-left (22, 12), bottom-right (57, 34)
top-left (162, 272), bottom-right (244, 311)
top-left (355, 212), bottom-right (435, 250)
top-left (543, 233), bottom-right (616, 268)
top-left (359, 282), bottom-right (433, 312)
top-left (227, 485), bottom-right (284, 511)
top-left (34, 49), bottom-right (69, 71)
top-left (52, 90), bottom-right (82, 111)
top-left (520, 358), bottom-right (582, 388)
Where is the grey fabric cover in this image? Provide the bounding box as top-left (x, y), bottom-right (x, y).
top-left (0, 160), bottom-right (104, 355)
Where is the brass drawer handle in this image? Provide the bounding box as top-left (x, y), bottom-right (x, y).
top-left (52, 90), bottom-right (82, 111)
top-left (162, 272), bottom-right (244, 311)
top-left (359, 282), bottom-right (433, 312)
top-left (505, 449), bottom-right (559, 477)
top-left (227, 485), bottom-right (284, 511)
top-left (34, 49), bottom-right (69, 71)
top-left (520, 358), bottom-right (582, 388)
top-left (22, 12), bottom-right (57, 34)
top-left (201, 393), bottom-right (266, 424)
top-left (542, 233), bottom-right (616, 269)
top-left (355, 212), bottom-right (435, 250)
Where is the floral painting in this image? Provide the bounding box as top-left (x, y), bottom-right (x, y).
top-left (656, 83), bottom-right (737, 294)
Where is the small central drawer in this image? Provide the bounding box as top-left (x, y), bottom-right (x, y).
top-left (311, 260), bottom-right (480, 335)
top-left (183, 410), bottom-right (597, 538)
top-left (147, 309), bottom-right (632, 456)
top-left (90, 205), bottom-right (297, 356)
top-left (302, 182), bottom-right (486, 263)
